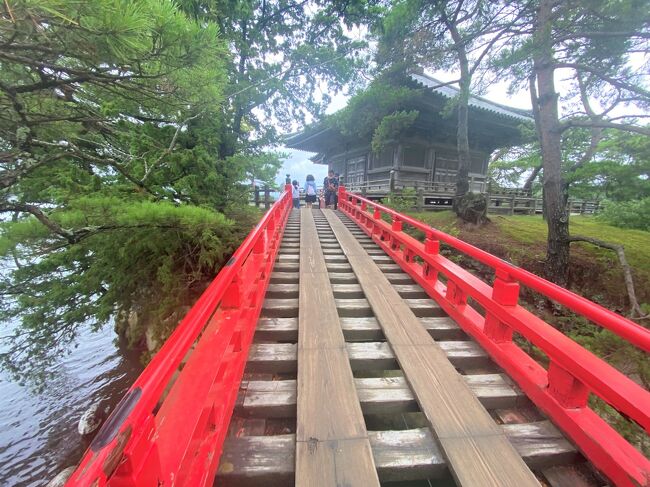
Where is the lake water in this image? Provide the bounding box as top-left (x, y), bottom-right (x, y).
top-left (0, 322), bottom-right (142, 486)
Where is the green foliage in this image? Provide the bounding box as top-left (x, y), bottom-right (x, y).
top-left (598, 198), bottom-right (650, 231)
top-left (490, 129), bottom-right (650, 204)
top-left (0, 199), bottom-right (241, 383)
top-left (329, 73), bottom-right (422, 142)
top-left (384, 188), bottom-right (417, 213)
top-left (0, 0), bottom-right (239, 383)
top-left (488, 144), bottom-right (543, 192)
top-left (569, 131), bottom-right (650, 202)
top-left (371, 110), bottom-right (419, 152)
top-left (1, 0), bottom-right (374, 385)
top-left (179, 0), bottom-right (377, 153)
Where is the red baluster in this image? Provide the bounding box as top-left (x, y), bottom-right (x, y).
top-left (484, 269), bottom-right (518, 342)
top-left (392, 216), bottom-right (402, 232)
top-left (222, 276), bottom-right (241, 308)
top-left (445, 280), bottom-right (466, 307)
top-left (424, 231), bottom-right (440, 254)
top-left (547, 361), bottom-right (589, 409)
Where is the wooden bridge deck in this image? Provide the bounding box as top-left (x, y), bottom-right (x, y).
top-left (216, 209), bottom-right (605, 487)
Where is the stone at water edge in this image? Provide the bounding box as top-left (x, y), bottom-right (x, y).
top-left (46, 466), bottom-right (75, 487)
top-left (77, 401), bottom-right (109, 436)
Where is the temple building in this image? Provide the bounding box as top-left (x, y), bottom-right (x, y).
top-left (285, 72), bottom-right (533, 204)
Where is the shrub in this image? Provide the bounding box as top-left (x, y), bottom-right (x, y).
top-left (597, 198), bottom-right (650, 231)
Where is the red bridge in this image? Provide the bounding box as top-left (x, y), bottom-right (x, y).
top-left (66, 185), bottom-right (649, 487)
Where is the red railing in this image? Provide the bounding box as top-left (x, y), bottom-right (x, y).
top-left (338, 186), bottom-right (650, 487)
top-left (66, 186), bottom-right (293, 487)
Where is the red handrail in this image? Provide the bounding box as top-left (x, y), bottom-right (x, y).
top-left (67, 186), bottom-right (292, 487)
top-left (346, 191), bottom-right (650, 351)
top-left (339, 186), bottom-right (650, 487)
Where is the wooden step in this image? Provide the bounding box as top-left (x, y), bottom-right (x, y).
top-left (245, 341), bottom-right (490, 373)
top-left (217, 421), bottom-right (577, 485)
top-left (275, 254), bottom-right (394, 265)
top-left (327, 272), bottom-right (413, 284)
top-left (236, 375), bottom-right (526, 417)
top-left (255, 316), bottom-right (465, 342)
top-left (261, 297), bottom-right (444, 318)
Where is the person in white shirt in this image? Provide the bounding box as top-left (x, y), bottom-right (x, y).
top-left (304, 174), bottom-right (317, 208)
top-left (292, 180), bottom-right (300, 208)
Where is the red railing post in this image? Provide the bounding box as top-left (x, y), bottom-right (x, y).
top-left (222, 276), bottom-right (241, 308)
top-left (484, 269), bottom-right (518, 342)
top-left (445, 280), bottom-right (467, 307)
top-left (547, 362), bottom-right (589, 409)
top-left (423, 231), bottom-right (439, 281)
top-left (391, 215), bottom-right (402, 232)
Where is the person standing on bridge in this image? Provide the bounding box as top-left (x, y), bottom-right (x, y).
top-left (324, 169), bottom-right (339, 209)
top-left (304, 174), bottom-right (317, 209)
top-left (292, 180), bottom-right (301, 209)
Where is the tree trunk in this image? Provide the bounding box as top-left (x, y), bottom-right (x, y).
top-left (533, 0), bottom-right (570, 286)
top-left (522, 165), bottom-right (542, 191)
top-left (453, 43), bottom-right (471, 210)
top-left (448, 21), bottom-right (487, 224)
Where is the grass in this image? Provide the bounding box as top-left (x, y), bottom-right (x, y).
top-left (404, 211), bottom-right (650, 306)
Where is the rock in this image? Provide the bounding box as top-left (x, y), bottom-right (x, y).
top-left (46, 466), bottom-right (75, 487)
top-left (78, 401), bottom-right (108, 436)
top-left (145, 325), bottom-right (159, 352)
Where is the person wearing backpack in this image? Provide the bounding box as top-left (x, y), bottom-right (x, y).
top-left (304, 174), bottom-right (317, 208)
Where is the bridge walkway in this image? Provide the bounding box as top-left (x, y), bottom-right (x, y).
top-left (216, 208), bottom-right (601, 486)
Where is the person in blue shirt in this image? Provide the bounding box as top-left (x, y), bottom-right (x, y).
top-left (304, 174), bottom-right (317, 208)
top-left (292, 180), bottom-right (300, 208)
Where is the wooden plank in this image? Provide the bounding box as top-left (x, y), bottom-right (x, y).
top-left (266, 283), bottom-right (426, 302)
top-left (296, 208), bottom-right (379, 486)
top-left (245, 341), bottom-right (490, 374)
top-left (255, 316), bottom-right (465, 342)
top-left (236, 374), bottom-right (525, 417)
top-left (262, 296), bottom-right (443, 318)
top-left (324, 210), bottom-right (539, 487)
top-left (217, 421), bottom-right (576, 485)
top-left (494, 408), bottom-right (603, 487)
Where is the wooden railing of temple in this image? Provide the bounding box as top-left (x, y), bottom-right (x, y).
top-left (344, 178), bottom-right (600, 215)
top-left (338, 186), bottom-right (649, 487)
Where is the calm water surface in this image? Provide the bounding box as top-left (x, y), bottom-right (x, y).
top-left (0, 322), bottom-right (142, 486)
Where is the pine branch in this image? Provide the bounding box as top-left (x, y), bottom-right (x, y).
top-left (553, 62), bottom-right (650, 100)
top-left (560, 120), bottom-right (650, 136)
top-left (141, 112), bottom-right (203, 183)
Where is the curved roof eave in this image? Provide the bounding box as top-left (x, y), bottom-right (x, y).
top-left (409, 73), bottom-right (534, 123)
